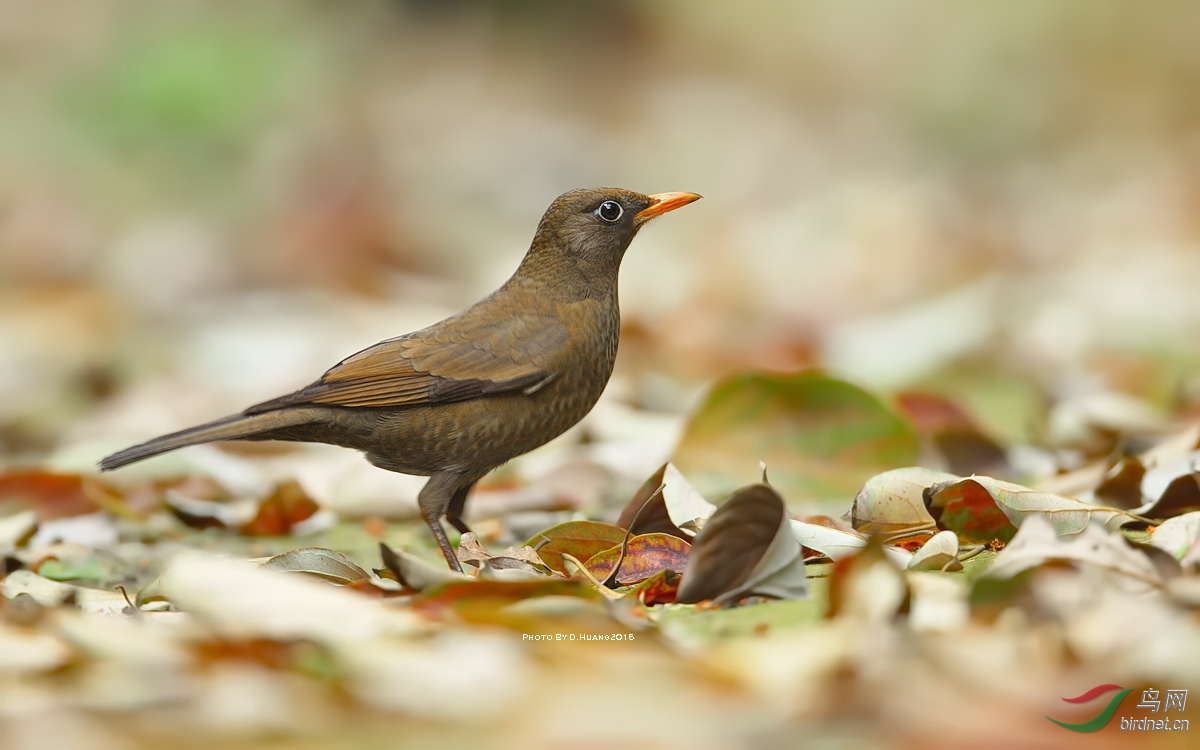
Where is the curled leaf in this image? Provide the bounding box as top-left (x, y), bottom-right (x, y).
top-left (676, 484), bottom-right (808, 606)
top-left (906, 530), bottom-right (961, 572)
top-left (1150, 512), bottom-right (1200, 570)
top-left (1135, 472), bottom-right (1200, 520)
top-left (615, 465), bottom-right (676, 536)
top-left (456, 533), bottom-right (551, 576)
top-left (924, 475), bottom-right (1142, 543)
top-left (847, 467), bottom-right (952, 537)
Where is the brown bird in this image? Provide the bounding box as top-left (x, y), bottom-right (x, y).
top-left (100, 188), bottom-right (701, 570)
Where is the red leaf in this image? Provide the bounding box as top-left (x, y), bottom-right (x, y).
top-left (0, 470), bottom-right (99, 520)
top-left (240, 480), bottom-right (319, 536)
top-left (635, 569), bottom-right (682, 605)
top-left (924, 480), bottom-right (1017, 544)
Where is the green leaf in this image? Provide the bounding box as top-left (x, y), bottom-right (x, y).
top-left (672, 371), bottom-right (919, 506)
top-left (524, 521), bottom-right (628, 576)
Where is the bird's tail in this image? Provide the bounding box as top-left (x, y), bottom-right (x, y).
top-left (98, 408), bottom-right (320, 471)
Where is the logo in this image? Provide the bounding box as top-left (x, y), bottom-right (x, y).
top-left (1048, 685), bottom-right (1189, 733)
top-left (1047, 684), bottom-right (1132, 732)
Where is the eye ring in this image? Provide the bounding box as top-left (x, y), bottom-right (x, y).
top-left (597, 200), bottom-right (623, 223)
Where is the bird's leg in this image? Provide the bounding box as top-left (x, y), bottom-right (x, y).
top-left (418, 472), bottom-right (464, 572)
top-left (445, 481), bottom-right (476, 535)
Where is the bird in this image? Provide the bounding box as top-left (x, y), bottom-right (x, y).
top-left (99, 188), bottom-right (701, 570)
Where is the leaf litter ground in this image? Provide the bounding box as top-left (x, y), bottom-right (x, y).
top-left (5, 372), bottom-right (1200, 749)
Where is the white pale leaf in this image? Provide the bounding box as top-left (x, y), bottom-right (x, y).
top-left (907, 530), bottom-right (961, 572)
top-left (2, 570), bottom-right (129, 614)
top-left (987, 514), bottom-right (1161, 585)
top-left (0, 510), bottom-right (38, 552)
top-left (158, 551), bottom-right (421, 643)
top-left (719, 514), bottom-right (808, 605)
top-left (662, 463), bottom-right (717, 530)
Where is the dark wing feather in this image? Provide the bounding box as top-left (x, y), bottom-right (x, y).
top-left (246, 314), bottom-right (568, 413)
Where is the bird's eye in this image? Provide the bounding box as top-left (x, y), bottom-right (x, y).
top-left (597, 200), bottom-right (623, 222)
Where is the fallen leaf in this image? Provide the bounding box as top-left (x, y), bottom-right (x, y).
top-left (660, 464), bottom-right (718, 532)
top-left (165, 491), bottom-right (254, 529)
top-left (583, 533), bottom-right (691, 585)
top-left (158, 551), bottom-right (419, 641)
top-left (240, 480), bottom-right (320, 536)
top-left (788, 516), bottom-right (915, 567)
top-left (634, 568), bottom-right (681, 606)
top-left (35, 557), bottom-right (110, 582)
top-left (615, 464), bottom-right (676, 536)
top-left (906, 530), bottom-right (962, 572)
top-left (676, 484), bottom-right (808, 606)
top-left (924, 475), bottom-right (1139, 543)
top-left (456, 533), bottom-right (551, 575)
top-left (1137, 421), bottom-right (1200, 468)
top-left (826, 537), bottom-right (906, 622)
top-left (672, 371), bottom-right (919, 505)
top-left (1094, 456), bottom-right (1146, 509)
top-left (259, 547), bottom-right (370, 585)
top-left (2, 569), bottom-right (129, 614)
top-left (0, 618), bottom-right (74, 673)
top-left (789, 517), bottom-right (867, 560)
top-left (986, 515), bottom-right (1161, 586)
top-left (0, 510), bottom-right (38, 553)
top-left (1045, 391), bottom-right (1169, 455)
top-left (524, 520), bottom-right (628, 576)
top-left (0, 470), bottom-right (99, 520)
top-left (378, 542), bottom-right (469, 592)
top-left (1150, 512), bottom-right (1200, 569)
top-left (560, 553), bottom-right (625, 601)
top-left (1134, 472), bottom-right (1200, 520)
top-left (846, 466), bottom-right (951, 537)
top-left (28, 512), bottom-right (118, 551)
top-left (615, 464), bottom-right (717, 540)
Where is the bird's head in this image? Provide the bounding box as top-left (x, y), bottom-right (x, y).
top-left (523, 187), bottom-right (701, 286)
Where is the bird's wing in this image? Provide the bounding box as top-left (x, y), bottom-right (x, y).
top-left (246, 314), bottom-right (568, 412)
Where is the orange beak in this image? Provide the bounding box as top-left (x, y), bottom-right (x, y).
top-left (635, 192), bottom-right (703, 222)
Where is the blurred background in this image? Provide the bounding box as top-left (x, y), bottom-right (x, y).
top-left (4, 0), bottom-right (1200, 487)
